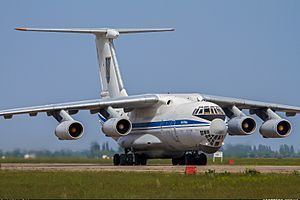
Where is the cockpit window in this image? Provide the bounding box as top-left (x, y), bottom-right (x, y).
top-left (193, 108), bottom-right (198, 115)
top-left (198, 107), bottom-right (203, 115)
top-left (210, 107), bottom-right (216, 114)
top-left (193, 106), bottom-right (225, 116)
top-left (214, 107), bottom-right (219, 114)
top-left (193, 105), bottom-right (225, 121)
top-left (204, 106), bottom-right (210, 115)
top-left (216, 107), bottom-right (224, 115)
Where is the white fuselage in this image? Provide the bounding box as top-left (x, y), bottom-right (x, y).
top-left (116, 93), bottom-right (227, 158)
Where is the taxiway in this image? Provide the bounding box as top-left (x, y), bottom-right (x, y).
top-left (1, 163), bottom-right (300, 173)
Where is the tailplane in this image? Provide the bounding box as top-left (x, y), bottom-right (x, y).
top-left (15, 27), bottom-right (175, 98)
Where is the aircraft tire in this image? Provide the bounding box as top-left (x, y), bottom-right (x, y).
top-left (172, 157), bottom-right (180, 165)
top-left (113, 154), bottom-right (120, 166)
top-left (134, 154), bottom-right (141, 165)
top-left (185, 154), bottom-right (196, 165)
top-left (120, 154), bottom-right (127, 166)
top-left (140, 155), bottom-right (147, 165)
top-left (127, 154), bottom-right (134, 165)
top-left (198, 153), bottom-right (207, 165)
top-left (195, 154), bottom-right (201, 165)
top-left (178, 156), bottom-right (185, 165)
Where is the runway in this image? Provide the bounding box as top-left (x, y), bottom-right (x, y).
top-left (1, 163), bottom-right (300, 173)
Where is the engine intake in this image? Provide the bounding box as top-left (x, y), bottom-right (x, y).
top-left (102, 118), bottom-right (132, 137)
top-left (228, 116), bottom-right (256, 136)
top-left (55, 120), bottom-right (84, 140)
top-left (259, 119), bottom-right (291, 138)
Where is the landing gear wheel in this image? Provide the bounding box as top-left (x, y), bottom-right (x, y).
top-left (140, 155), bottom-right (147, 165)
top-left (127, 154), bottom-right (134, 166)
top-left (113, 154), bottom-right (120, 166)
top-left (178, 156), bottom-right (185, 165)
top-left (120, 154), bottom-right (127, 166)
top-left (198, 153), bottom-right (207, 165)
top-left (195, 154), bottom-right (201, 165)
top-left (172, 157), bottom-right (180, 165)
top-left (185, 154), bottom-right (196, 165)
top-left (134, 154), bottom-right (141, 165)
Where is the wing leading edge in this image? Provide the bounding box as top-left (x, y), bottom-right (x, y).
top-left (0, 94), bottom-right (160, 119)
top-left (202, 94), bottom-right (300, 116)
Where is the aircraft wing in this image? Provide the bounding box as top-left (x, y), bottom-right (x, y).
top-left (202, 94), bottom-right (300, 116)
top-left (0, 94), bottom-right (159, 119)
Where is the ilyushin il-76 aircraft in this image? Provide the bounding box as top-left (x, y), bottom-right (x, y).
top-left (1, 27), bottom-right (300, 166)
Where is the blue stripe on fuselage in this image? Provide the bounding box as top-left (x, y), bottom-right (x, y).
top-left (132, 119), bottom-right (209, 129)
top-left (97, 115), bottom-right (210, 130)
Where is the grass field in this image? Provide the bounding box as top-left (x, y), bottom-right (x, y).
top-left (0, 170), bottom-right (299, 199)
top-left (1, 157), bottom-right (300, 166)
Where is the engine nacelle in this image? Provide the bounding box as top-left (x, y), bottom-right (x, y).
top-left (259, 119), bottom-right (291, 138)
top-left (228, 116), bottom-right (256, 136)
top-left (55, 120), bottom-right (84, 140)
top-left (102, 118), bottom-right (132, 137)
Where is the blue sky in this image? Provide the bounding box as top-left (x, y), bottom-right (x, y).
top-left (0, 0), bottom-right (300, 151)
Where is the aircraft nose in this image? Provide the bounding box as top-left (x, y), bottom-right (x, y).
top-left (210, 118), bottom-right (227, 135)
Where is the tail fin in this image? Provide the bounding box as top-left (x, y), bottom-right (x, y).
top-left (15, 27), bottom-right (175, 98)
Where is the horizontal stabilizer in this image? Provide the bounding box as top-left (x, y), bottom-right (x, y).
top-left (15, 27), bottom-right (175, 38)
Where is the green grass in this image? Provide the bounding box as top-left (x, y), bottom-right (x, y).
top-left (0, 170), bottom-right (299, 199)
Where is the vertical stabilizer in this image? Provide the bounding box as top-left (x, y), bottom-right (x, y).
top-left (95, 37), bottom-right (128, 99)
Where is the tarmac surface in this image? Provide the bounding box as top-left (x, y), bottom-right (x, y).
top-left (1, 163), bottom-right (300, 173)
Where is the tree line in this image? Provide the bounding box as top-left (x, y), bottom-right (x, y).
top-left (0, 141), bottom-right (120, 158)
top-left (222, 144), bottom-right (299, 158)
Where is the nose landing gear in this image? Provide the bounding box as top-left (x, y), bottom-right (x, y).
top-left (172, 152), bottom-right (207, 166)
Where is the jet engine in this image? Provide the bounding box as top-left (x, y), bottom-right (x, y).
top-left (259, 119), bottom-right (291, 138)
top-left (228, 116), bottom-right (256, 135)
top-left (102, 117), bottom-right (132, 137)
top-left (224, 106), bottom-right (257, 136)
top-left (253, 108), bottom-right (292, 138)
top-left (55, 120), bottom-right (84, 140)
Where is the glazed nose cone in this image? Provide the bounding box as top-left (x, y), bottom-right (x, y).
top-left (210, 118), bottom-right (227, 135)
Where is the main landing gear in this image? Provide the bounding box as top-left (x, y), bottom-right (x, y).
top-left (113, 153), bottom-right (147, 166)
top-left (172, 152), bottom-right (207, 166)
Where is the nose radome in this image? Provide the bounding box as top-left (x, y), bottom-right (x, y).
top-left (210, 118), bottom-right (227, 135)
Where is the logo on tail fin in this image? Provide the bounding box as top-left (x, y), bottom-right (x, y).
top-left (105, 57), bottom-right (111, 83)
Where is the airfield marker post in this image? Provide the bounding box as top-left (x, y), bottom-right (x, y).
top-left (213, 151), bottom-right (223, 163)
top-left (185, 165), bottom-right (197, 175)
